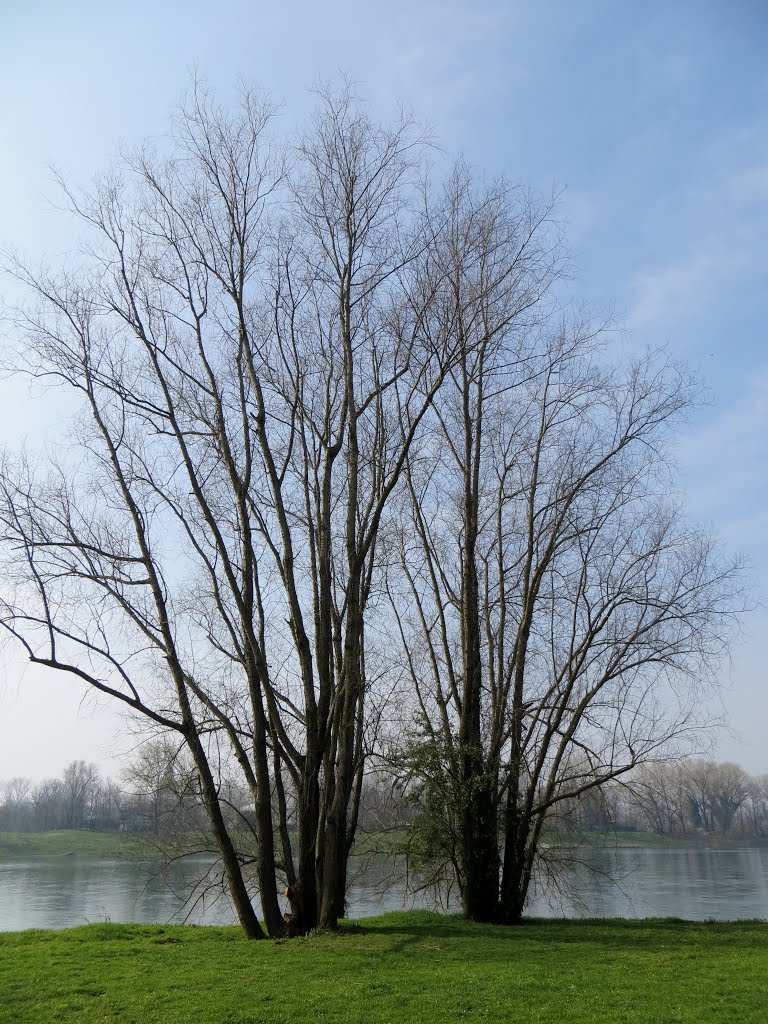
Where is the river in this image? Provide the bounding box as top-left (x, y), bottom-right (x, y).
top-left (1, 846), bottom-right (767, 931)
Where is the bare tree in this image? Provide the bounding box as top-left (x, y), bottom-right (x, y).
top-left (31, 778), bottom-right (65, 831)
top-left (632, 761), bottom-right (691, 834)
top-left (122, 737), bottom-right (198, 834)
top-left (59, 760), bottom-right (102, 829)
top-left (748, 774), bottom-right (768, 838)
top-left (710, 763), bottom-right (751, 834)
top-left (385, 183), bottom-right (744, 921)
top-left (0, 79), bottom-right (744, 935)
top-left (0, 776), bottom-right (33, 831)
top-left (677, 759), bottom-right (751, 834)
top-left (0, 81), bottom-right (468, 935)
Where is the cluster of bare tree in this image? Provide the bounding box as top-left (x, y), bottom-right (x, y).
top-left (0, 82), bottom-right (743, 935)
top-left (547, 760), bottom-right (768, 838)
top-left (0, 746), bottom-right (411, 843)
top-left (0, 749), bottom-right (249, 837)
top-left (0, 761), bottom-right (119, 832)
top-left (627, 760), bottom-right (768, 838)
top-left (383, 323), bottom-right (744, 920)
top-left (5, 752), bottom-right (765, 844)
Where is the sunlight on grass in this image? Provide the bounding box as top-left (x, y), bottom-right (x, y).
top-left (1, 912), bottom-right (766, 1023)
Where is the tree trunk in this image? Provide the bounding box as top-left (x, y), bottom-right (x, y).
top-left (460, 780), bottom-right (500, 922)
top-left (188, 735), bottom-right (265, 940)
top-left (499, 812), bottom-right (527, 924)
top-left (250, 692), bottom-right (287, 937)
top-left (296, 756), bottom-right (321, 933)
top-left (318, 694), bottom-right (357, 928)
top-left (457, 371), bottom-right (500, 923)
top-left (318, 617), bottom-right (362, 928)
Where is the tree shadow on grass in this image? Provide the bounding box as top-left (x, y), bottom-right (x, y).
top-left (344, 911), bottom-right (768, 953)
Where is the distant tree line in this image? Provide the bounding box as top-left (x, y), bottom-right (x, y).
top-left (0, 757), bottom-right (203, 835)
top-left (544, 759), bottom-right (768, 839)
top-left (0, 761), bottom-right (121, 833)
top-left (0, 744), bottom-right (407, 839)
top-left (2, 754), bottom-right (766, 842)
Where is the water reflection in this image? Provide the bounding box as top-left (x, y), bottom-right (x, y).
top-left (0, 846), bottom-right (767, 931)
top-left (525, 846), bottom-right (768, 920)
top-left (0, 858), bottom-right (235, 930)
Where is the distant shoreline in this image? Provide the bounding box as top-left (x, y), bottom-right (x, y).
top-left (2, 828), bottom-right (767, 861)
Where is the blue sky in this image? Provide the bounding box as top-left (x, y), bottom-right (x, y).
top-left (1, 0), bottom-right (766, 777)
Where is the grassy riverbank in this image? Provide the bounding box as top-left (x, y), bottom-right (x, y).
top-left (0, 830), bottom-right (133, 859)
top-left (355, 828), bottom-right (759, 855)
top-left (1, 912), bottom-right (766, 1023)
top-left (2, 827), bottom-right (761, 862)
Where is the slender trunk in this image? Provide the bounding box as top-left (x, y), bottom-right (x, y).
top-left (187, 734), bottom-right (264, 940)
top-left (458, 550), bottom-right (499, 920)
top-left (319, 793), bottom-right (349, 928)
top-left (248, 686), bottom-right (286, 937)
top-left (317, 273), bottom-right (363, 931)
top-left (499, 716), bottom-right (526, 923)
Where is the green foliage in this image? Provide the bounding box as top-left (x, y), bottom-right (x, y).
top-left (392, 732), bottom-right (461, 872)
top-left (396, 729), bottom-right (504, 901)
top-left (1, 913), bottom-right (767, 1023)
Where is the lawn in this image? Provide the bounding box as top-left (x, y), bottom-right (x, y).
top-left (0, 912), bottom-right (765, 1023)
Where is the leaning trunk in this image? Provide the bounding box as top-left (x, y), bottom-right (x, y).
top-left (187, 734), bottom-right (265, 940)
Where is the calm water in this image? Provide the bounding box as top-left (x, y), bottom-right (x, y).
top-left (1, 846), bottom-right (767, 931)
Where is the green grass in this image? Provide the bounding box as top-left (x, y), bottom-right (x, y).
top-left (1, 912), bottom-right (766, 1023)
top-left (0, 830), bottom-right (134, 859)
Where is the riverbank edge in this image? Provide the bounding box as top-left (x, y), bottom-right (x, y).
top-left (3, 827), bottom-right (767, 860)
top-left (2, 912), bottom-right (767, 1024)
